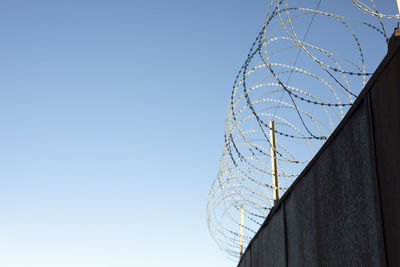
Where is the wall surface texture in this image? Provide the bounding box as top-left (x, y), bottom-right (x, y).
top-left (237, 35), bottom-right (400, 267)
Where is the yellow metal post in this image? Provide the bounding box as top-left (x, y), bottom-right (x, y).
top-left (269, 120), bottom-right (279, 206)
top-left (239, 205), bottom-right (244, 259)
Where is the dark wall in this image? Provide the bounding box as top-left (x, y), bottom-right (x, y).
top-left (237, 35), bottom-right (400, 267)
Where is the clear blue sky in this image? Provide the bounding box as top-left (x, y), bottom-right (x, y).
top-left (0, 0), bottom-right (268, 266)
top-left (0, 0), bottom-right (397, 266)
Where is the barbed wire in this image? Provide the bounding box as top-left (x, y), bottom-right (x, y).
top-left (353, 0), bottom-right (400, 19)
top-left (207, 0), bottom-right (398, 261)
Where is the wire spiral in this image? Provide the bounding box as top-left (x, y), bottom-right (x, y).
top-left (207, 0), bottom-right (398, 260)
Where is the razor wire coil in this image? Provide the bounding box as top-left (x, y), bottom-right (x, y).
top-left (207, 0), bottom-right (399, 261)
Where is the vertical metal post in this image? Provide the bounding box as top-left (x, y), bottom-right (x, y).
top-left (239, 205), bottom-right (244, 259)
top-left (269, 120), bottom-right (279, 206)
